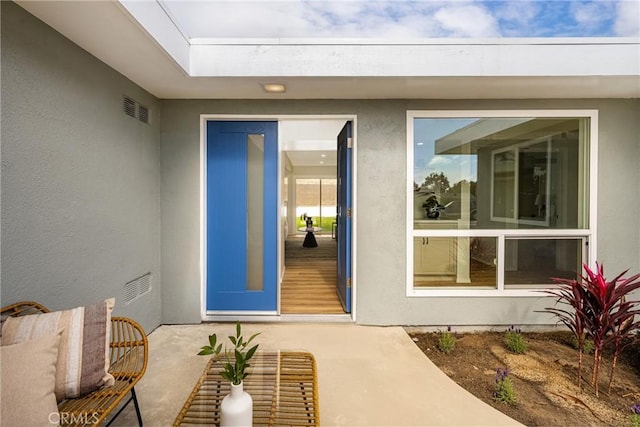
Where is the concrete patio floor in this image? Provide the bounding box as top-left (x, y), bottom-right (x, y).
top-left (111, 323), bottom-right (522, 426)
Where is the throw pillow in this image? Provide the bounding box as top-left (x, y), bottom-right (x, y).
top-left (1, 334), bottom-right (61, 427)
top-left (2, 298), bottom-right (116, 401)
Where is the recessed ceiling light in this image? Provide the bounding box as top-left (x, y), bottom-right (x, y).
top-left (321, 154), bottom-right (326, 157)
top-left (262, 83), bottom-right (286, 93)
top-left (320, 161), bottom-right (324, 165)
top-left (417, 142), bottom-right (424, 146)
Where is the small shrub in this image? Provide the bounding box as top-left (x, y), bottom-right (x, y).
top-left (571, 333), bottom-right (594, 354)
top-left (631, 403), bottom-right (640, 427)
top-left (493, 367), bottom-right (516, 405)
top-left (437, 326), bottom-right (456, 354)
top-left (505, 325), bottom-right (528, 354)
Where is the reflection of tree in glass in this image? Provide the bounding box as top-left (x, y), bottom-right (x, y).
top-left (417, 173), bottom-right (479, 220)
top-left (422, 172), bottom-right (450, 193)
top-left (449, 180), bottom-right (476, 196)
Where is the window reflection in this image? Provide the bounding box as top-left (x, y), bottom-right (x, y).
top-left (504, 238), bottom-right (583, 288)
top-left (413, 237), bottom-right (497, 289)
top-left (412, 116), bottom-right (589, 291)
top-left (414, 117), bottom-right (585, 230)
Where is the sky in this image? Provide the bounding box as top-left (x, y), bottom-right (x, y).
top-left (164, 0), bottom-right (640, 39)
top-left (414, 118), bottom-right (478, 188)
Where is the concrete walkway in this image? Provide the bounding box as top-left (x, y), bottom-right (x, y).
top-left (112, 323), bottom-right (521, 426)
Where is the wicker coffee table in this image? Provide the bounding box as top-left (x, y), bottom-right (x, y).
top-left (174, 351), bottom-right (319, 426)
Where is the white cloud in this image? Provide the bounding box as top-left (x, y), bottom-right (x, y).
top-left (163, 0), bottom-right (632, 38)
top-left (166, 1), bottom-right (495, 38)
top-left (492, 0), bottom-right (539, 36)
top-left (428, 156), bottom-right (452, 168)
top-left (495, 0), bottom-right (538, 24)
top-left (570, 0), bottom-right (615, 27)
top-left (614, 0), bottom-right (640, 36)
top-left (433, 4), bottom-right (500, 37)
top-left (286, 1), bottom-right (452, 38)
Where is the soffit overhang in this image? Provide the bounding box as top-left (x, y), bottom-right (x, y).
top-left (15, 0), bottom-right (640, 100)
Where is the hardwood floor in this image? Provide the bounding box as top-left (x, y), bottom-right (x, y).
top-left (281, 235), bottom-right (345, 315)
top-left (413, 257), bottom-right (576, 288)
top-left (413, 258), bottom-right (497, 288)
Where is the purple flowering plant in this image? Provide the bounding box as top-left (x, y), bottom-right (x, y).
top-left (493, 367), bottom-right (516, 405)
top-left (505, 325), bottom-right (528, 354)
top-left (437, 325), bottom-right (456, 355)
top-left (495, 367), bottom-right (510, 382)
top-left (632, 403), bottom-right (640, 427)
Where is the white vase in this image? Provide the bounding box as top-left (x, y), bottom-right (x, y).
top-left (220, 381), bottom-right (253, 427)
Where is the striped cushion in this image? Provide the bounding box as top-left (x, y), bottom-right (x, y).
top-left (1, 298), bottom-right (115, 401)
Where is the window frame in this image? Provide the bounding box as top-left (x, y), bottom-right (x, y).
top-left (406, 110), bottom-right (598, 297)
top-left (490, 136), bottom-right (552, 227)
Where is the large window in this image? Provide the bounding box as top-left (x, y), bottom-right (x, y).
top-left (295, 178), bottom-right (337, 233)
top-left (408, 111), bottom-right (596, 295)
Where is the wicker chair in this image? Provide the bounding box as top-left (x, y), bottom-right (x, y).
top-left (1, 301), bottom-right (148, 426)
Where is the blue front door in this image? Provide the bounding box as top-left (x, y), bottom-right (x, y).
top-left (336, 121), bottom-right (352, 313)
top-left (206, 121), bottom-right (278, 312)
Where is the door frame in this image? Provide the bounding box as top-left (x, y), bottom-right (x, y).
top-left (200, 114), bottom-right (358, 322)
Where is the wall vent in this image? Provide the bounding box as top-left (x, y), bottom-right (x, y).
top-left (123, 273), bottom-right (152, 304)
top-left (123, 96), bottom-right (136, 118)
top-left (123, 95), bottom-right (150, 124)
top-left (138, 105), bottom-right (149, 124)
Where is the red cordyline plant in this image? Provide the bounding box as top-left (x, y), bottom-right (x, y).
top-left (540, 262), bottom-right (640, 396)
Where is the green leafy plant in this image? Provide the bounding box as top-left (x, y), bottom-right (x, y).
top-left (493, 367), bottom-right (516, 405)
top-left (198, 321), bottom-right (260, 385)
top-left (504, 325), bottom-right (528, 354)
top-left (571, 333), bottom-right (594, 354)
top-left (541, 262), bottom-right (640, 396)
top-left (631, 403), bottom-right (640, 427)
top-left (437, 326), bottom-right (456, 354)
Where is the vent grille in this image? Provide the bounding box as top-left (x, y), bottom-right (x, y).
top-left (122, 95), bottom-right (150, 124)
top-left (138, 105), bottom-right (149, 123)
top-left (123, 273), bottom-right (152, 304)
top-left (123, 96), bottom-right (136, 118)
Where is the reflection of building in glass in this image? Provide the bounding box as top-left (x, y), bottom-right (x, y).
top-left (413, 116), bottom-right (587, 291)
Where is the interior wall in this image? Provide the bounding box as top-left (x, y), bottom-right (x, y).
top-left (1, 2), bottom-right (162, 332)
top-left (292, 165), bottom-right (336, 176)
top-left (162, 98), bottom-right (639, 326)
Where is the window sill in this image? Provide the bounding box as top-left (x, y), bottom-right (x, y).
top-left (408, 288), bottom-right (548, 297)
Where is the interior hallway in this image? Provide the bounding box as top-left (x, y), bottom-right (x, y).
top-left (111, 323), bottom-right (521, 426)
top-left (281, 234), bottom-right (345, 314)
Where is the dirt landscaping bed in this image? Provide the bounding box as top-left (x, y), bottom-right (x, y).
top-left (409, 330), bottom-right (640, 426)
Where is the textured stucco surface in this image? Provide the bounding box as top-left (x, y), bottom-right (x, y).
top-left (2, 2), bottom-right (638, 328)
top-left (1, 2), bottom-right (162, 332)
top-left (161, 98), bottom-right (640, 326)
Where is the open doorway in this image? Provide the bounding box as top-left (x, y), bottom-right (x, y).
top-left (280, 119), bottom-right (349, 315)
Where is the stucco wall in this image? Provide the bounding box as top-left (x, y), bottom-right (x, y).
top-left (1, 2), bottom-right (162, 332)
top-left (4, 2), bottom-right (636, 329)
top-left (161, 98), bottom-right (640, 326)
